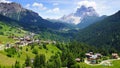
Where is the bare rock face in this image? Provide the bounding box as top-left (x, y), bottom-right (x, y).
top-left (0, 2), bottom-right (25, 15)
top-left (74, 5), bottom-right (99, 17)
top-left (0, 2), bottom-right (67, 31)
top-left (60, 5), bottom-right (102, 28)
top-left (0, 2), bottom-right (40, 21)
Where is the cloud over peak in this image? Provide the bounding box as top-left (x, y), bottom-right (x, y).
top-left (32, 2), bottom-right (47, 10)
top-left (77, 0), bottom-right (97, 9)
top-left (46, 7), bottom-right (60, 13)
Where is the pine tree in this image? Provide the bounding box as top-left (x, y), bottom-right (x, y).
top-left (15, 61), bottom-right (20, 68)
top-left (46, 54), bottom-right (61, 68)
top-left (33, 54), bottom-right (46, 68)
top-left (25, 55), bottom-right (31, 67)
top-left (67, 53), bottom-right (76, 68)
top-left (33, 54), bottom-right (39, 68)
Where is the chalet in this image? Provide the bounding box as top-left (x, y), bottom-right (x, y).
top-left (34, 39), bottom-right (40, 44)
top-left (85, 52), bottom-right (102, 64)
top-left (112, 53), bottom-right (119, 59)
top-left (27, 41), bottom-right (34, 45)
top-left (85, 53), bottom-right (92, 59)
top-left (41, 40), bottom-right (51, 44)
top-left (75, 58), bottom-right (81, 62)
top-left (52, 41), bottom-right (56, 44)
top-left (13, 37), bottom-right (19, 40)
top-left (25, 37), bottom-right (31, 42)
top-left (20, 38), bottom-right (24, 41)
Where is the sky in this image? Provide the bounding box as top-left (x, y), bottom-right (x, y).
top-left (0, 0), bottom-right (120, 19)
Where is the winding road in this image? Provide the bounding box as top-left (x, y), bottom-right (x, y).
top-left (85, 58), bottom-right (120, 66)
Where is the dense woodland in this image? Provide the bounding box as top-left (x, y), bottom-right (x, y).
top-left (76, 11), bottom-right (120, 54)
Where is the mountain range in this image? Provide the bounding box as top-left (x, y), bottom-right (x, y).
top-left (0, 2), bottom-right (77, 41)
top-left (0, 2), bottom-right (70, 32)
top-left (0, 2), bottom-right (120, 46)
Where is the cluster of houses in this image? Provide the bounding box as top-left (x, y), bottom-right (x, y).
top-left (5, 36), bottom-right (39, 49)
top-left (85, 52), bottom-right (102, 64)
top-left (84, 52), bottom-right (119, 64)
top-left (5, 33), bottom-right (56, 49)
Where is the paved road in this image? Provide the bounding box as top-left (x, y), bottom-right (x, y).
top-left (85, 58), bottom-right (120, 66)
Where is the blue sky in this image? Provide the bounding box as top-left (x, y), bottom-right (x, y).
top-left (0, 0), bottom-right (120, 19)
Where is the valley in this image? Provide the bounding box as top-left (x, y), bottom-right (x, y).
top-left (0, 1), bottom-right (120, 68)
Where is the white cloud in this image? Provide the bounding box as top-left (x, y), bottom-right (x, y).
top-left (77, 0), bottom-right (97, 9)
top-left (32, 2), bottom-right (47, 10)
top-left (0, 0), bottom-right (11, 3)
top-left (25, 4), bottom-right (30, 9)
top-left (46, 7), bottom-right (60, 13)
top-left (53, 8), bottom-right (60, 12)
top-left (53, 3), bottom-right (59, 6)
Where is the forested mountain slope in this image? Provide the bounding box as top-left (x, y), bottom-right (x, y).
top-left (76, 10), bottom-right (120, 52)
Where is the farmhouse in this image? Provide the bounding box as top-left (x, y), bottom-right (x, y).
top-left (112, 53), bottom-right (119, 59)
top-left (85, 52), bottom-right (102, 64)
top-left (75, 58), bottom-right (81, 62)
top-left (24, 36), bottom-right (31, 41)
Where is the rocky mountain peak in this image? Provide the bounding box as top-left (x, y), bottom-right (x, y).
top-left (0, 2), bottom-right (26, 14)
top-left (0, 2), bottom-right (41, 21)
top-left (74, 5), bottom-right (98, 17)
top-left (88, 7), bottom-right (95, 11)
top-left (60, 5), bottom-right (99, 25)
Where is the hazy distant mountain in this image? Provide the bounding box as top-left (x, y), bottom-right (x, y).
top-left (60, 5), bottom-right (106, 28)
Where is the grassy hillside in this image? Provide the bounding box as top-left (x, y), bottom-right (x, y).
top-left (0, 14), bottom-right (28, 45)
top-left (0, 44), bottom-right (61, 67)
top-left (0, 21), bottom-right (26, 36)
top-left (0, 21), bottom-right (27, 44)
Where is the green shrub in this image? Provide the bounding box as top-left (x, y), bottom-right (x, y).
top-left (32, 48), bottom-right (38, 54)
top-left (26, 48), bottom-right (28, 51)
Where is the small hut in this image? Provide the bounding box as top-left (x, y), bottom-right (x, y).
top-left (75, 58), bottom-right (81, 62)
top-left (112, 53), bottom-right (119, 59)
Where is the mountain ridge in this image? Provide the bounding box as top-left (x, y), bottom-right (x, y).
top-left (76, 10), bottom-right (120, 51)
top-left (0, 2), bottom-right (69, 32)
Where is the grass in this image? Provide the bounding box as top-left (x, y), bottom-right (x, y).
top-left (78, 60), bottom-right (120, 68)
top-left (0, 21), bottom-right (62, 67)
top-left (0, 35), bottom-right (14, 44)
top-left (0, 22), bottom-right (26, 36)
top-left (0, 44), bottom-right (61, 67)
top-left (0, 21), bottom-right (27, 45)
